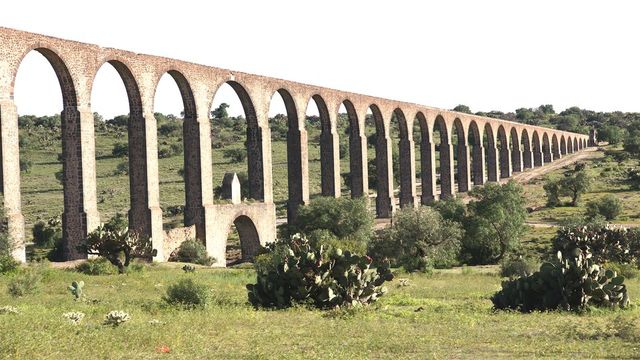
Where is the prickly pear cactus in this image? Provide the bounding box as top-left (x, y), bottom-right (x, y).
top-left (68, 281), bottom-right (84, 301)
top-left (492, 248), bottom-right (630, 312)
top-left (247, 234), bottom-right (394, 309)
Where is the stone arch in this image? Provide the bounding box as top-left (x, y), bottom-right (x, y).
top-left (484, 123), bottom-right (498, 182)
top-left (269, 88), bottom-right (303, 223)
top-left (211, 80), bottom-right (264, 201)
top-left (91, 59), bottom-right (152, 240)
top-left (552, 134), bottom-right (560, 159)
top-left (393, 107), bottom-right (415, 207)
top-left (532, 131), bottom-right (543, 167)
top-left (154, 69), bottom-right (206, 238)
top-left (497, 125), bottom-right (511, 178)
top-left (510, 127), bottom-right (522, 173)
top-left (14, 47), bottom-right (91, 260)
top-left (434, 115), bottom-right (453, 198)
top-left (453, 118), bottom-right (470, 192)
top-left (308, 94), bottom-right (338, 197)
top-left (367, 103), bottom-right (393, 217)
top-left (468, 120), bottom-right (484, 186)
top-left (521, 129), bottom-right (533, 169)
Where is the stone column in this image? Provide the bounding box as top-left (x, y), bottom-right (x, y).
top-left (375, 135), bottom-right (394, 218)
top-left (398, 137), bottom-right (416, 207)
top-left (349, 123), bottom-right (368, 198)
top-left (320, 112), bottom-right (340, 197)
top-left (472, 145), bottom-right (485, 186)
top-left (456, 143), bottom-right (471, 192)
top-left (286, 124), bottom-right (309, 224)
top-left (486, 145), bottom-right (499, 182)
top-left (247, 122), bottom-right (272, 203)
top-left (439, 142), bottom-right (454, 199)
top-left (142, 111), bottom-right (164, 262)
top-left (499, 144), bottom-right (512, 178)
top-left (420, 138), bottom-right (436, 204)
top-left (128, 111), bottom-right (151, 240)
top-left (0, 101), bottom-right (25, 262)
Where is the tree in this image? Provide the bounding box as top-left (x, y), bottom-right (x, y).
top-left (211, 103), bottom-right (230, 119)
top-left (560, 168), bottom-right (590, 206)
top-left (623, 125), bottom-right (640, 156)
top-left (452, 104), bottom-right (472, 114)
top-left (111, 142), bottom-right (128, 157)
top-left (223, 148), bottom-right (247, 163)
top-left (389, 207), bottom-right (462, 271)
top-left (598, 125), bottom-right (626, 145)
top-left (543, 176), bottom-right (562, 207)
top-left (586, 195), bottom-right (622, 221)
top-left (461, 181), bottom-right (527, 264)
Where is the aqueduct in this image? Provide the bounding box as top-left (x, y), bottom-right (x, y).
top-left (0, 27), bottom-right (591, 265)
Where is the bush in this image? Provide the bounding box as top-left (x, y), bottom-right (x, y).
top-left (158, 122), bottom-right (181, 136)
top-left (500, 256), bottom-right (539, 279)
top-left (114, 161), bottom-right (128, 175)
top-left (461, 181), bottom-right (527, 264)
top-left (111, 142), bottom-right (128, 157)
top-left (306, 229), bottom-right (368, 255)
top-left (543, 177), bottom-right (562, 207)
top-left (604, 262), bottom-right (640, 279)
top-left (286, 197), bottom-right (373, 247)
top-left (0, 255), bottom-right (19, 274)
top-left (247, 235), bottom-right (394, 309)
top-left (163, 278), bottom-right (210, 309)
top-left (492, 248), bottom-right (630, 312)
top-left (223, 148), bottom-right (247, 163)
top-left (387, 207), bottom-right (462, 272)
top-left (75, 258), bottom-right (117, 275)
top-left (431, 197), bottom-right (466, 223)
top-left (19, 159), bottom-right (32, 173)
top-left (586, 195), bottom-right (622, 221)
top-left (7, 266), bottom-right (43, 297)
top-left (171, 239), bottom-right (215, 266)
top-left (32, 216), bottom-right (62, 248)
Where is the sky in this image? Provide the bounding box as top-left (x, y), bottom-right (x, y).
top-left (3, 0), bottom-right (640, 119)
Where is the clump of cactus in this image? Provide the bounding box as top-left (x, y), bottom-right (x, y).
top-left (246, 234), bottom-right (394, 309)
top-left (68, 280), bottom-right (84, 301)
top-left (62, 311), bottom-right (85, 325)
top-left (182, 264), bottom-right (196, 273)
top-left (492, 247), bottom-right (630, 312)
top-left (0, 306), bottom-right (19, 315)
top-left (103, 310), bottom-right (131, 326)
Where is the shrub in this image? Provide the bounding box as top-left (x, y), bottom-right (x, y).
top-left (543, 177), bottom-right (562, 207)
top-left (163, 278), bottom-right (210, 309)
top-left (114, 161), bottom-right (128, 175)
top-left (247, 234), bottom-right (394, 309)
top-left (172, 239), bottom-right (215, 266)
top-left (75, 258), bottom-right (117, 275)
top-left (158, 122), bottom-right (181, 136)
top-left (7, 266), bottom-right (42, 297)
top-left (388, 207), bottom-right (462, 272)
top-left (492, 248), bottom-right (630, 312)
top-left (19, 159), bottom-right (32, 173)
top-left (286, 197), bottom-right (373, 247)
top-left (461, 181), bottom-right (527, 264)
top-left (103, 311), bottom-right (131, 326)
top-left (0, 227), bottom-right (18, 274)
top-left (111, 142), bottom-right (128, 157)
top-left (431, 197), bottom-right (466, 224)
top-left (604, 262), bottom-right (640, 279)
top-left (223, 148), bottom-right (247, 163)
top-left (62, 311), bottom-right (85, 325)
top-left (586, 195), bottom-right (622, 221)
top-left (32, 216), bottom-right (61, 248)
top-left (626, 167), bottom-right (640, 190)
top-left (306, 229), bottom-right (368, 255)
top-left (500, 256), bottom-right (539, 279)
top-left (560, 167), bottom-right (591, 206)
top-left (0, 255), bottom-right (19, 274)
top-left (79, 214), bottom-right (151, 274)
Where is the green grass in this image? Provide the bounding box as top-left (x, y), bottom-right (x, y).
top-left (1, 264), bottom-right (639, 359)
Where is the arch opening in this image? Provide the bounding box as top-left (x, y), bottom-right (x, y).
top-left (225, 215), bottom-right (260, 265)
top-left (433, 116), bottom-right (453, 198)
top-left (468, 121), bottom-right (484, 186)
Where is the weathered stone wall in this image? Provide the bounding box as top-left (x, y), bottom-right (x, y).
top-left (0, 27), bottom-right (591, 265)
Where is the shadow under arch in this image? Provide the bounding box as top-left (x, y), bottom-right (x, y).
top-left (415, 112), bottom-right (436, 203)
top-left (468, 120), bottom-right (483, 186)
top-left (433, 115), bottom-right (453, 198)
top-left (497, 125), bottom-right (510, 178)
top-left (532, 131), bottom-right (543, 166)
top-left (341, 99), bottom-right (365, 198)
top-left (393, 107), bottom-right (415, 207)
top-left (510, 127), bottom-right (521, 172)
top-left (367, 103), bottom-right (393, 217)
top-left (520, 128), bottom-right (532, 169)
top-left (484, 123), bottom-right (498, 182)
top-left (308, 94), bottom-right (338, 197)
top-left (452, 118), bottom-right (470, 192)
top-left (230, 215), bottom-right (261, 264)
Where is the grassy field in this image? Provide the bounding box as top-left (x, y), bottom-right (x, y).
top-left (1, 264), bottom-right (639, 359)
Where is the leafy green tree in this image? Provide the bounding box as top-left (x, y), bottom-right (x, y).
top-left (560, 168), bottom-right (591, 206)
top-left (390, 206), bottom-right (462, 271)
top-left (452, 105), bottom-right (472, 114)
top-left (461, 181), bottom-right (527, 264)
top-left (223, 148), bottom-right (247, 163)
top-left (598, 125), bottom-right (626, 145)
top-left (543, 176), bottom-right (562, 207)
top-left (211, 103), bottom-right (230, 119)
top-left (586, 195), bottom-right (622, 221)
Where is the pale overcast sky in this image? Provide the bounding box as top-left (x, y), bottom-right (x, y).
top-left (3, 0), bottom-right (640, 119)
